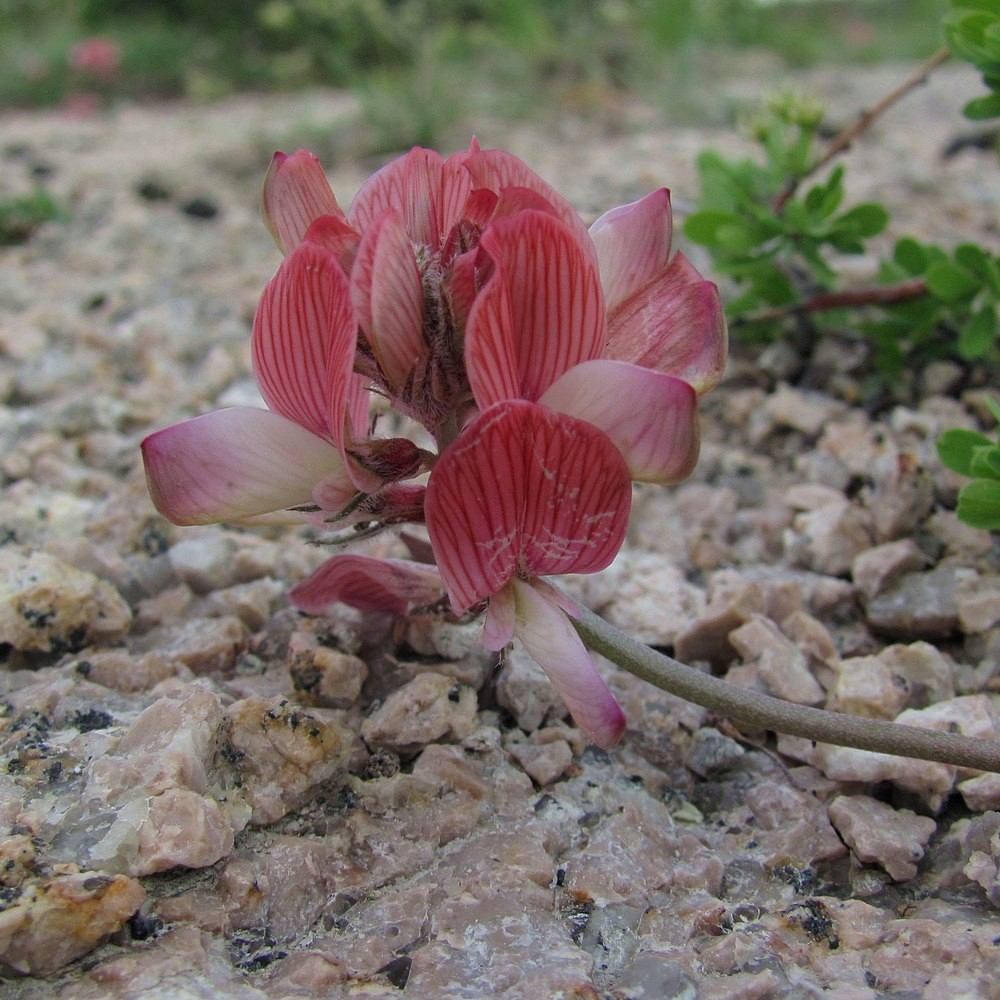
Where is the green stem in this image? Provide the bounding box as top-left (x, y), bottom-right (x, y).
top-left (570, 602), bottom-right (1000, 774)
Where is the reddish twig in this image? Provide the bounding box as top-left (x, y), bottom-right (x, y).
top-left (773, 47), bottom-right (952, 212)
top-left (736, 277), bottom-right (929, 326)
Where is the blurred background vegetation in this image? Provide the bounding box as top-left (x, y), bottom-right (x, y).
top-left (1, 0), bottom-right (950, 129)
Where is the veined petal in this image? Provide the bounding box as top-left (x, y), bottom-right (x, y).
top-left (290, 554), bottom-right (444, 616)
top-left (350, 209), bottom-right (425, 389)
top-left (262, 150), bottom-right (345, 254)
top-left (589, 188), bottom-right (672, 313)
top-left (461, 148), bottom-right (597, 263)
top-left (478, 211), bottom-right (606, 401)
top-left (605, 252), bottom-right (728, 394)
top-left (492, 185), bottom-right (565, 223)
top-left (349, 147), bottom-right (472, 249)
top-left (540, 360), bottom-right (700, 484)
top-left (482, 581), bottom-right (516, 651)
top-left (510, 577), bottom-right (626, 748)
top-left (302, 215), bottom-right (361, 273)
top-left (252, 242), bottom-right (358, 444)
top-left (518, 405), bottom-right (631, 578)
top-left (425, 400), bottom-right (631, 612)
top-left (464, 260), bottom-right (519, 409)
top-left (141, 407), bottom-right (346, 525)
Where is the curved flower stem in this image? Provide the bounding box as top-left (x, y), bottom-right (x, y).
top-left (570, 602), bottom-right (1000, 774)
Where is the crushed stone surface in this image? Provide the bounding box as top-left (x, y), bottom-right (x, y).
top-left (0, 62), bottom-right (999, 998)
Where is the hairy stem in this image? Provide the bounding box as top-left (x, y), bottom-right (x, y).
top-left (773, 46), bottom-right (951, 212)
top-left (570, 602), bottom-right (1000, 773)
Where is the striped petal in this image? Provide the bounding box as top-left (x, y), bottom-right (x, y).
top-left (476, 211), bottom-right (606, 402)
top-left (605, 252), bottom-right (728, 395)
top-left (461, 148), bottom-right (597, 264)
top-left (589, 188), bottom-right (672, 313)
top-left (350, 209), bottom-right (425, 389)
top-left (141, 407), bottom-right (347, 525)
top-left (509, 577), bottom-right (626, 748)
top-left (251, 242), bottom-right (358, 448)
top-left (464, 260), bottom-right (519, 409)
top-left (262, 150), bottom-right (345, 254)
top-left (425, 399), bottom-right (631, 612)
top-left (302, 215), bottom-right (361, 273)
top-left (348, 146), bottom-right (472, 249)
top-left (290, 554), bottom-right (444, 616)
top-left (540, 360), bottom-right (700, 484)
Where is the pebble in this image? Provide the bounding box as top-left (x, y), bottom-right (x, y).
top-left (828, 795), bottom-right (937, 881)
top-left (0, 548), bottom-right (132, 656)
top-left (728, 615), bottom-right (825, 704)
top-left (360, 672), bottom-right (478, 755)
top-left (851, 538), bottom-right (929, 600)
top-left (0, 864), bottom-right (146, 976)
top-left (864, 567), bottom-right (967, 639)
top-left (226, 696), bottom-right (353, 824)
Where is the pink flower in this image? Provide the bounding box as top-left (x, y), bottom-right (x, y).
top-left (143, 140), bottom-right (727, 748)
top-left (68, 37), bottom-right (121, 77)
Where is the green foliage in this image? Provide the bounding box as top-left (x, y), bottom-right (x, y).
top-left (863, 238), bottom-right (1000, 377)
top-left (0, 189), bottom-right (65, 246)
top-left (684, 82), bottom-right (1000, 378)
top-left (937, 396), bottom-right (1000, 529)
top-left (943, 0), bottom-right (1000, 119)
top-left (684, 95), bottom-right (889, 324)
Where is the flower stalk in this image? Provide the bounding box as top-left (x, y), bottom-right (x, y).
top-left (570, 599), bottom-right (1000, 773)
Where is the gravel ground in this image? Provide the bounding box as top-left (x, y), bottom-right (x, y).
top-left (1, 61), bottom-right (999, 999)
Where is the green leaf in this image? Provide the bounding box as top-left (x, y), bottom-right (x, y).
top-left (937, 427), bottom-right (995, 475)
top-left (956, 478), bottom-right (1000, 530)
top-left (833, 203), bottom-right (889, 237)
top-left (969, 445), bottom-right (1000, 479)
top-left (894, 237), bottom-right (930, 275)
top-left (683, 211), bottom-right (735, 246)
top-left (985, 395), bottom-right (1000, 426)
top-left (926, 259), bottom-right (981, 300)
top-left (957, 304), bottom-right (999, 359)
top-left (951, 1), bottom-right (1000, 14)
top-left (963, 91), bottom-right (1000, 119)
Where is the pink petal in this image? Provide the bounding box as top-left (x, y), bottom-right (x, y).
top-left (509, 577), bottom-right (626, 748)
top-left (589, 189), bottom-right (672, 313)
top-left (348, 147), bottom-right (472, 249)
top-left (518, 406), bottom-right (631, 578)
top-left (477, 211), bottom-right (606, 401)
top-left (291, 554), bottom-right (444, 616)
top-left (492, 185), bottom-right (565, 222)
top-left (141, 407), bottom-right (347, 525)
top-left (540, 360), bottom-right (700, 484)
top-left (605, 252), bottom-right (728, 394)
top-left (251, 242), bottom-right (358, 445)
top-left (350, 209), bottom-right (425, 389)
top-left (345, 372), bottom-right (373, 443)
top-left (302, 215), bottom-right (361, 273)
top-left (482, 581), bottom-right (516, 651)
top-left (464, 260), bottom-right (519, 410)
top-left (461, 148), bottom-right (597, 263)
top-left (425, 400), bottom-right (631, 611)
top-left (262, 150), bottom-right (345, 254)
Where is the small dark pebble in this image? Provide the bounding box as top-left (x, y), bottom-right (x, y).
top-left (181, 196), bottom-right (218, 220)
top-left (72, 708), bottom-right (114, 732)
top-left (128, 912), bottom-right (163, 941)
top-left (378, 955), bottom-right (412, 990)
top-left (137, 178), bottom-right (172, 201)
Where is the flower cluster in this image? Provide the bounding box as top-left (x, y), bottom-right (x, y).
top-left (142, 140), bottom-right (726, 747)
